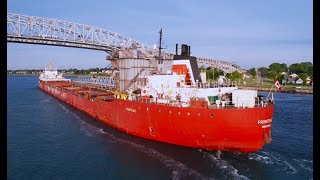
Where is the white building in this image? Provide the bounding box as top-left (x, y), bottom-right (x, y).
top-left (306, 77), bottom-right (311, 84)
top-left (295, 78), bottom-right (303, 84)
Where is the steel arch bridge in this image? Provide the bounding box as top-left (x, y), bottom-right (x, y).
top-left (196, 58), bottom-right (245, 73)
top-left (7, 13), bottom-right (245, 73)
top-left (6, 13), bottom-right (151, 54)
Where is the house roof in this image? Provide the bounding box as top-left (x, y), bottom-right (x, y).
top-left (289, 73), bottom-right (298, 77)
top-left (287, 77), bottom-right (297, 81)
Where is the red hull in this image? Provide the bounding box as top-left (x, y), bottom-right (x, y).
top-left (39, 81), bottom-right (274, 153)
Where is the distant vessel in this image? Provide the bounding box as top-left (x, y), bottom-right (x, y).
top-left (39, 32), bottom-right (274, 153)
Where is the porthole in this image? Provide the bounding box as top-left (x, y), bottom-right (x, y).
top-left (198, 113), bottom-right (201, 117)
top-left (169, 111), bottom-right (172, 114)
top-left (187, 112), bottom-right (190, 116)
top-left (178, 112), bottom-right (181, 115)
top-left (210, 114), bottom-right (214, 118)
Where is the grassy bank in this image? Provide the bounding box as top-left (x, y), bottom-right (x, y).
top-left (237, 78), bottom-right (313, 94)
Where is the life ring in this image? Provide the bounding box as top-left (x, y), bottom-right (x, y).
top-left (143, 90), bottom-right (146, 93)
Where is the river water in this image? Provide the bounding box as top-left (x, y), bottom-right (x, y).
top-left (8, 75), bottom-right (313, 179)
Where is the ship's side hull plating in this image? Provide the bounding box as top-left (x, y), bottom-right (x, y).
top-left (39, 82), bottom-right (274, 153)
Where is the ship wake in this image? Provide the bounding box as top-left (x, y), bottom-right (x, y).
top-left (70, 119), bottom-right (214, 180)
top-left (99, 130), bottom-right (213, 180)
top-left (57, 102), bottom-right (108, 138)
top-left (200, 150), bottom-right (249, 180)
top-left (56, 102), bottom-right (254, 180)
top-left (249, 151), bottom-right (300, 174)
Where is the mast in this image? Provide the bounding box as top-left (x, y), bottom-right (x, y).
top-left (158, 28), bottom-right (162, 64)
top-left (49, 63), bottom-right (53, 71)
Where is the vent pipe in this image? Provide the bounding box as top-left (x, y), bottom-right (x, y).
top-left (176, 44), bottom-right (178, 55)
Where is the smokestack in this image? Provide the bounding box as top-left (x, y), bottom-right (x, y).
top-left (181, 44), bottom-right (188, 56)
top-left (176, 44), bottom-right (178, 55)
top-left (188, 46), bottom-right (191, 56)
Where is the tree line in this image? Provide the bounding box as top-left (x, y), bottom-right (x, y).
top-left (199, 61), bottom-right (313, 83)
top-left (65, 68), bottom-right (108, 75)
top-left (199, 67), bottom-right (244, 81)
top-left (246, 62), bottom-right (313, 85)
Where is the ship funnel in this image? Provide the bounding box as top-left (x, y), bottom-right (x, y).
top-left (181, 44), bottom-right (189, 56)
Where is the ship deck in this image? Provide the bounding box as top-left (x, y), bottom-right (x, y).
top-left (41, 80), bottom-right (272, 109)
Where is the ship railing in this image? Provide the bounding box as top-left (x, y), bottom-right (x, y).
top-left (187, 81), bottom-right (238, 89)
top-left (209, 99), bottom-right (271, 109)
top-left (72, 80), bottom-right (116, 91)
top-left (74, 76), bottom-right (116, 85)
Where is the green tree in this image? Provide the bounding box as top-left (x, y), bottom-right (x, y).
top-left (206, 70), bottom-right (213, 81)
top-left (73, 69), bottom-right (79, 74)
top-left (269, 63), bottom-right (282, 73)
top-left (258, 67), bottom-right (269, 77)
top-left (289, 63), bottom-right (300, 73)
top-left (205, 68), bottom-right (224, 80)
top-left (268, 71), bottom-right (278, 80)
top-left (279, 63), bottom-right (288, 73)
top-left (247, 68), bottom-right (256, 77)
top-left (300, 62), bottom-right (312, 73)
top-left (279, 74), bottom-right (285, 80)
top-left (289, 62), bottom-right (312, 74)
top-left (279, 74), bottom-right (285, 84)
top-left (298, 73), bottom-right (307, 85)
top-left (214, 68), bottom-right (224, 79)
top-left (199, 67), bottom-right (206, 72)
top-left (226, 71), bottom-right (242, 81)
top-left (307, 66), bottom-right (313, 78)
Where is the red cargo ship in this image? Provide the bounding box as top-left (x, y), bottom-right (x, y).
top-left (39, 43), bottom-right (274, 153)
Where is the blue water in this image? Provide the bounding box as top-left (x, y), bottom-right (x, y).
top-left (8, 76), bottom-right (313, 180)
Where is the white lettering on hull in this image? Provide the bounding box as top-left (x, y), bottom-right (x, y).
top-left (258, 118), bottom-right (272, 128)
top-left (262, 124), bottom-right (271, 128)
top-left (126, 107), bottom-right (136, 113)
top-left (258, 119), bottom-right (272, 125)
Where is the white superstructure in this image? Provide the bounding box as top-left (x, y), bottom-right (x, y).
top-left (137, 59), bottom-right (241, 106)
top-left (39, 64), bottom-right (70, 82)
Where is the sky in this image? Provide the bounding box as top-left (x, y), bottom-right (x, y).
top-left (7, 0), bottom-right (313, 70)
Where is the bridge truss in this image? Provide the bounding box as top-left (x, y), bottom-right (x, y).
top-left (7, 13), bottom-right (150, 53)
top-left (7, 13), bottom-right (245, 73)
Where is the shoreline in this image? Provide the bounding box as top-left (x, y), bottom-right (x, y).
top-left (7, 74), bottom-right (108, 77)
top-left (238, 86), bottom-right (313, 94)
